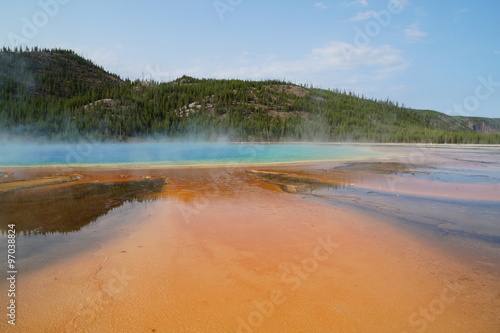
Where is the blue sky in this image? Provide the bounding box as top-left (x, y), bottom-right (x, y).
top-left (1, 0), bottom-right (499, 118)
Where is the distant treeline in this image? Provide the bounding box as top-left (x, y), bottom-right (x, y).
top-left (1, 47), bottom-right (499, 143)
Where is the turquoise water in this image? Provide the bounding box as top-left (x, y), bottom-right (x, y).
top-left (0, 143), bottom-right (373, 166)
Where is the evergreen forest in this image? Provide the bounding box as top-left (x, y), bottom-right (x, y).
top-left (1, 47), bottom-right (499, 143)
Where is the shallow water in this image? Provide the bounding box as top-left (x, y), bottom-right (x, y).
top-left (313, 186), bottom-right (500, 243)
top-left (246, 148), bottom-right (500, 253)
top-left (0, 142), bottom-right (373, 166)
top-left (9, 200), bottom-right (160, 275)
top-left (0, 178), bottom-right (166, 235)
top-left (404, 166), bottom-right (500, 183)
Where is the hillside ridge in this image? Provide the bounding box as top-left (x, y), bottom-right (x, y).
top-left (1, 47), bottom-right (499, 143)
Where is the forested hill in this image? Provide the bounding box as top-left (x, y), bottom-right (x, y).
top-left (1, 47), bottom-right (499, 143)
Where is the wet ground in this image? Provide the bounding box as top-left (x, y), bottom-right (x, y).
top-left (0, 177), bottom-right (166, 235)
top-left (0, 145), bottom-right (499, 332)
top-left (247, 159), bottom-right (500, 247)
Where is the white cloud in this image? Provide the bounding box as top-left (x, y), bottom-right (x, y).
top-left (344, 0), bottom-right (369, 7)
top-left (163, 42), bottom-right (410, 88)
top-left (414, 7), bottom-right (428, 17)
top-left (308, 42), bottom-right (404, 69)
top-left (314, 2), bottom-right (328, 9)
top-left (358, 0), bottom-right (369, 6)
top-left (389, 0), bottom-right (409, 10)
top-left (347, 10), bottom-right (379, 22)
top-left (454, 8), bottom-right (468, 21)
top-left (404, 24), bottom-right (427, 43)
top-left (82, 41), bottom-right (409, 93)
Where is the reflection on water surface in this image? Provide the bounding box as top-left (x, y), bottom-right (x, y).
top-left (0, 177), bottom-right (166, 235)
top-left (248, 162), bottom-right (500, 245)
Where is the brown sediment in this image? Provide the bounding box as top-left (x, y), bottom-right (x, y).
top-left (246, 169), bottom-right (339, 193)
top-left (1, 147), bottom-right (500, 332)
top-left (331, 161), bottom-right (430, 174)
top-left (0, 171), bottom-right (12, 178)
top-left (246, 160), bottom-right (500, 202)
top-left (0, 173), bottom-right (82, 193)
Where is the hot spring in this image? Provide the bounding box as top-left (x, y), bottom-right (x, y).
top-left (0, 142), bottom-right (374, 166)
